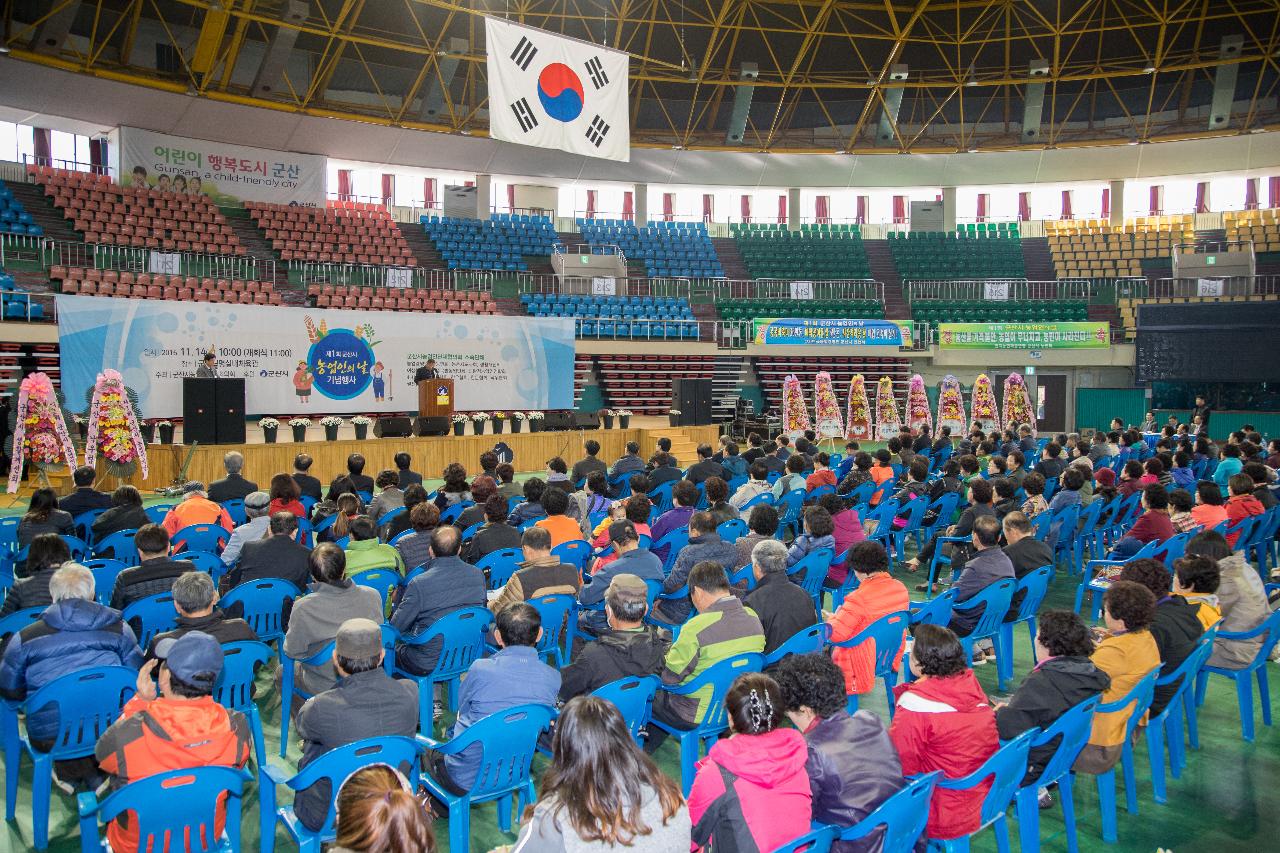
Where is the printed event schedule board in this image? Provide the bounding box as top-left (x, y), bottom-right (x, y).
top-left (56, 295), bottom-right (575, 419)
top-left (752, 318), bottom-right (914, 347)
top-left (937, 322), bottom-right (1110, 350)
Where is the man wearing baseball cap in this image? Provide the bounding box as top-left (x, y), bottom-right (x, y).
top-left (560, 573), bottom-right (670, 701)
top-left (220, 490), bottom-right (273, 566)
top-left (96, 631), bottom-right (252, 853)
top-left (292, 618), bottom-right (418, 831)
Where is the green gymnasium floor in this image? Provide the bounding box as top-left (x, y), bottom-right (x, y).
top-left (2, 473), bottom-right (1279, 851)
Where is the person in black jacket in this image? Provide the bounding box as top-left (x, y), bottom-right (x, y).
top-left (59, 466), bottom-right (112, 520)
top-left (461, 495), bottom-right (523, 566)
top-left (16, 488), bottom-right (75, 558)
top-left (1001, 512), bottom-right (1055, 620)
top-left (222, 513), bottom-right (312, 592)
top-left (745, 538), bottom-right (819, 656)
top-left (995, 610), bottom-right (1110, 786)
top-left (684, 444), bottom-right (727, 486)
top-left (1117, 558), bottom-right (1204, 717)
top-left (0, 534), bottom-right (70, 617)
top-left (394, 452), bottom-right (423, 490)
top-left (646, 452), bottom-right (682, 488)
top-left (344, 453), bottom-right (375, 496)
top-left (91, 485), bottom-right (151, 544)
top-left (146, 572), bottom-right (257, 658)
top-left (774, 652), bottom-right (908, 853)
top-left (558, 574), bottom-right (671, 701)
top-left (292, 454), bottom-right (323, 502)
top-left (208, 451), bottom-right (258, 503)
top-left (109, 524), bottom-right (196, 611)
top-left (1034, 443), bottom-right (1066, 481)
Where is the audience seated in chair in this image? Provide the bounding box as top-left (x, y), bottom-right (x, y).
top-left (0, 533), bottom-right (70, 617)
top-left (60, 465), bottom-right (112, 519)
top-left (344, 453), bottom-right (375, 497)
top-left (224, 512), bottom-right (311, 592)
top-left (489, 526), bottom-right (582, 614)
top-left (343, 516), bottom-right (406, 576)
top-left (535, 487), bottom-right (582, 548)
top-left (460, 496), bottom-right (521, 566)
top-left (561, 573), bottom-right (671, 701)
top-left (161, 481), bottom-right (233, 537)
top-left (1117, 559), bottom-right (1204, 717)
top-left (609, 441), bottom-right (645, 482)
top-left (208, 451), bottom-right (258, 504)
top-left (457, 476), bottom-right (496, 531)
top-left (389, 527), bottom-right (486, 677)
top-left (654, 512), bottom-right (738, 625)
top-left (747, 539), bottom-right (819, 656)
top-left (220, 491), bottom-right (272, 566)
top-left (146, 571), bottom-right (256, 658)
top-left (947, 515), bottom-right (1016, 660)
top-left (729, 462), bottom-right (773, 511)
top-left (1110, 485), bottom-right (1175, 559)
top-left (267, 473), bottom-right (307, 519)
top-left (733, 503), bottom-right (780, 571)
top-left (111, 524), bottom-right (197, 611)
top-left (91, 485), bottom-right (150, 544)
top-left (366, 470), bottom-right (405, 522)
top-left (292, 454), bottom-right (323, 502)
top-left (386, 484), bottom-right (430, 542)
top-left (1224, 473), bottom-right (1265, 548)
top-left (394, 452), bottom-right (423, 490)
top-left (586, 496), bottom-right (653, 576)
top-left (579, 519), bottom-right (663, 637)
top-left (334, 764), bottom-right (436, 852)
top-left (787, 506), bottom-right (836, 568)
top-left (1185, 531), bottom-right (1273, 668)
top-left (508, 477), bottom-right (549, 528)
top-left (17, 488), bottom-right (75, 554)
top-left (685, 444), bottom-right (727, 486)
top-left (572, 439), bottom-right (608, 486)
top-left (1172, 556), bottom-right (1223, 630)
top-left (826, 541), bottom-right (910, 698)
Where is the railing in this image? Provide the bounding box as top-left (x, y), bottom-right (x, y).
top-left (0, 233), bottom-right (45, 266)
top-left (424, 268), bottom-right (494, 292)
top-left (705, 278), bottom-right (884, 304)
top-left (519, 273), bottom-right (694, 298)
top-left (1136, 276), bottom-right (1280, 299)
top-left (291, 260), bottom-right (429, 290)
top-left (22, 153), bottom-right (112, 177)
top-left (904, 279), bottom-right (1092, 302)
top-left (554, 243), bottom-right (628, 266)
top-left (43, 239), bottom-right (272, 283)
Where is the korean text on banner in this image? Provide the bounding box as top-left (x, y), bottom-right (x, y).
top-left (486, 17), bottom-right (630, 162)
top-left (753, 318), bottom-right (912, 347)
top-left (116, 126), bottom-right (325, 206)
top-left (938, 322), bottom-right (1110, 350)
top-left (56, 295), bottom-right (576, 419)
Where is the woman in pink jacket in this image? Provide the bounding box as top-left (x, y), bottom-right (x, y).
top-left (689, 673), bottom-right (812, 851)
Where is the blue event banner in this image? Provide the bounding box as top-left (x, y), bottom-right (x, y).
top-left (56, 295), bottom-right (576, 419)
top-left (752, 317), bottom-right (913, 347)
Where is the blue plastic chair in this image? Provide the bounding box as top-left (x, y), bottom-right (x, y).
top-left (838, 771), bottom-right (939, 852)
top-left (1145, 630), bottom-right (1217, 803)
top-left (95, 528), bottom-right (139, 565)
top-left (393, 606), bottom-right (494, 733)
top-left (350, 567), bottom-right (402, 612)
top-left (73, 509), bottom-right (108, 544)
top-left (77, 766), bottom-right (251, 853)
top-left (121, 592), bottom-right (178, 647)
top-left (889, 495), bottom-right (929, 561)
top-left (213, 640), bottom-right (272, 767)
top-left (460, 521), bottom-right (483, 542)
top-left (770, 825), bottom-right (838, 853)
top-left (787, 547), bottom-right (834, 609)
top-left (220, 578), bottom-right (300, 644)
top-left (1, 666), bottom-right (137, 850)
top-left (1093, 670), bottom-right (1158, 842)
top-left (552, 539), bottom-right (592, 573)
top-left (931, 729), bottom-right (1036, 852)
top-left (1013, 696), bottom-right (1100, 853)
top-left (717, 518), bottom-right (748, 542)
top-left (1195, 607), bottom-right (1280, 742)
top-left (833, 610), bottom-right (910, 716)
top-left (526, 593), bottom-right (578, 667)
top-left (740, 491), bottom-right (774, 513)
top-left (260, 736), bottom-right (422, 853)
top-left (440, 501), bottom-right (474, 525)
top-left (654, 527), bottom-right (690, 573)
top-left (0, 607), bottom-right (44, 646)
top-left (651, 652), bottom-right (764, 795)
top-left (763, 622), bottom-right (831, 667)
top-left (140, 505), bottom-right (173, 528)
top-left (221, 499), bottom-right (247, 526)
top-left (0, 516), bottom-right (19, 552)
top-left (996, 566), bottom-right (1054, 688)
top-left (181, 550), bottom-right (227, 582)
top-left (925, 535), bottom-right (971, 598)
top-left (1075, 540), bottom-right (1160, 618)
top-left (419, 703), bottom-right (556, 853)
top-left (777, 488), bottom-right (808, 537)
top-left (77, 558), bottom-right (126, 606)
top-left (649, 481), bottom-right (675, 514)
top-left (951, 578), bottom-right (1017, 692)
top-left (376, 505), bottom-right (405, 529)
top-left (172, 523), bottom-right (230, 555)
top-left (478, 547), bottom-right (523, 591)
top-left (910, 588), bottom-right (957, 628)
top-left (591, 675), bottom-right (660, 746)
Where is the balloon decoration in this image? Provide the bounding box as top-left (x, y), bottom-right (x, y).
top-left (905, 374), bottom-right (933, 433)
top-left (969, 373), bottom-right (1001, 432)
top-left (813, 372), bottom-right (845, 439)
top-left (1002, 373), bottom-right (1035, 431)
top-left (85, 369), bottom-right (149, 481)
top-left (781, 374), bottom-right (812, 437)
top-left (936, 375), bottom-right (967, 435)
top-left (845, 374), bottom-right (871, 441)
top-left (7, 372), bottom-right (77, 492)
top-left (875, 376), bottom-right (902, 440)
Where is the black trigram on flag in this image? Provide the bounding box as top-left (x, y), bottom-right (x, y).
top-left (510, 36), bottom-right (537, 71)
top-left (584, 56), bottom-right (609, 90)
top-left (586, 115), bottom-right (610, 147)
top-left (511, 98), bottom-right (539, 133)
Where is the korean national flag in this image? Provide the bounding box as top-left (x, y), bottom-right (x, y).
top-left (485, 17), bottom-right (630, 163)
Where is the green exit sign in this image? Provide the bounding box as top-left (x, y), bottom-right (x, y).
top-left (1206, 256), bottom-right (1216, 265)
top-left (580, 255), bottom-right (590, 264)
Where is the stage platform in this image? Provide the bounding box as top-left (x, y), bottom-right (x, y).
top-left (56, 422), bottom-right (722, 497)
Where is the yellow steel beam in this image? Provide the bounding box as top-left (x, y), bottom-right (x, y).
top-left (190, 2), bottom-right (232, 76)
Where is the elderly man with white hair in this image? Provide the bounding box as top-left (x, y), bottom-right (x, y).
top-left (145, 571), bottom-right (257, 658)
top-left (162, 481), bottom-right (234, 536)
top-left (743, 537), bottom-right (820, 656)
top-left (208, 450), bottom-right (259, 503)
top-left (220, 491), bottom-right (273, 565)
top-left (0, 562), bottom-right (143, 788)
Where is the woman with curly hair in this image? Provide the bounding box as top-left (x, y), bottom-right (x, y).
top-left (433, 462), bottom-right (471, 510)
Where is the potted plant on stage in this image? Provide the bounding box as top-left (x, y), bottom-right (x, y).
top-left (352, 415), bottom-right (372, 441)
top-left (617, 409), bottom-right (632, 429)
top-left (529, 411), bottom-right (545, 432)
top-left (511, 411), bottom-right (527, 433)
top-left (668, 409), bottom-right (681, 427)
top-left (259, 417), bottom-right (280, 444)
top-left (156, 420), bottom-right (175, 444)
top-left (320, 416), bottom-right (343, 441)
top-left (451, 413), bottom-right (468, 436)
top-left (289, 417), bottom-right (310, 442)
top-left (602, 409), bottom-right (616, 429)
top-left (471, 412), bottom-right (489, 435)
top-left (139, 420), bottom-right (156, 444)
top-left (491, 411), bottom-right (505, 434)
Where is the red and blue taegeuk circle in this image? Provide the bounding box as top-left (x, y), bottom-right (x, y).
top-left (536, 63), bottom-right (585, 123)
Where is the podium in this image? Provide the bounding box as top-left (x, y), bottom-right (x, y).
top-left (183, 377), bottom-right (245, 444)
top-left (416, 378), bottom-right (454, 436)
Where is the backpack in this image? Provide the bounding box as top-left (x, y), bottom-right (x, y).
top-left (690, 764), bottom-right (760, 853)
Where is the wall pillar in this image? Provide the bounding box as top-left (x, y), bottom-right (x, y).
top-left (633, 182), bottom-right (648, 226)
top-left (942, 186), bottom-right (958, 231)
top-left (1109, 180), bottom-right (1125, 226)
top-left (787, 187), bottom-right (801, 231)
top-left (474, 173), bottom-right (492, 219)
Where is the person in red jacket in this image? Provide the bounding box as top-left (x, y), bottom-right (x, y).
top-left (1224, 473), bottom-right (1265, 548)
top-left (1109, 484), bottom-right (1175, 559)
top-left (889, 624), bottom-right (999, 841)
top-left (689, 672), bottom-right (812, 852)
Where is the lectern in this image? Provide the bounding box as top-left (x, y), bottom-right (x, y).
top-left (419, 378), bottom-right (455, 418)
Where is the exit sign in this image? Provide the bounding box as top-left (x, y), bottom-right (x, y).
top-left (1206, 256), bottom-right (1216, 265)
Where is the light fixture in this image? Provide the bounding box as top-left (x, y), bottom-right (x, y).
top-left (0, 45), bottom-right (10, 55)
top-left (965, 79), bottom-right (978, 87)
top-left (1142, 66), bottom-right (1156, 74)
top-left (967, 147), bottom-right (979, 153)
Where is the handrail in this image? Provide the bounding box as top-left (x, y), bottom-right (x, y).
top-left (554, 243), bottom-right (628, 266)
top-left (42, 238), bottom-right (272, 283)
top-left (518, 273), bottom-right (693, 298)
top-left (904, 279), bottom-right (1091, 302)
top-left (708, 278), bottom-right (884, 304)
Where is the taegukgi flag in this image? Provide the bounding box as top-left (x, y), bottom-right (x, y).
top-left (485, 17), bottom-right (630, 163)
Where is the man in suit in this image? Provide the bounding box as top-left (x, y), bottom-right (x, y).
top-left (60, 465), bottom-right (112, 519)
top-left (208, 451), bottom-right (258, 504)
top-left (221, 512), bottom-right (312, 592)
top-left (413, 359), bottom-right (440, 383)
top-left (395, 452), bottom-right (423, 489)
top-left (292, 454), bottom-right (322, 502)
top-left (684, 444), bottom-right (727, 486)
top-left (195, 351), bottom-right (218, 378)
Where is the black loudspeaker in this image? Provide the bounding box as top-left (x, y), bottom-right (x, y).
top-left (214, 378), bottom-right (246, 444)
top-left (375, 416), bottom-right (414, 438)
top-left (576, 411), bottom-right (601, 430)
top-left (672, 378), bottom-right (714, 426)
top-left (182, 378), bottom-right (217, 445)
top-left (540, 411), bottom-right (577, 432)
top-left (413, 416), bottom-right (450, 437)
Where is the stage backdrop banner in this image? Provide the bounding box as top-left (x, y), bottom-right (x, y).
top-left (56, 295), bottom-right (575, 419)
top-left (116, 126), bottom-right (325, 206)
top-left (753, 318), bottom-right (913, 347)
top-left (938, 322), bottom-right (1110, 350)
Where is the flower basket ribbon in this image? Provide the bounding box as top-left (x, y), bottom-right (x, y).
top-left (8, 372), bottom-right (78, 493)
top-left (85, 369), bottom-right (149, 480)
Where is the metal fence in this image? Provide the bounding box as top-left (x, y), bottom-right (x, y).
top-left (904, 279), bottom-right (1093, 302)
top-left (0, 233), bottom-right (45, 267)
top-left (1138, 276), bottom-right (1280, 299)
top-left (706, 278), bottom-right (884, 303)
top-left (555, 243), bottom-right (628, 265)
top-left (292, 260), bottom-right (428, 290)
top-left (518, 273), bottom-right (694, 298)
top-left (43, 239), bottom-right (271, 282)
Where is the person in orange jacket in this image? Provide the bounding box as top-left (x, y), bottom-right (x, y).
top-left (825, 540), bottom-right (910, 697)
top-left (161, 481), bottom-right (234, 538)
top-left (1224, 473), bottom-right (1265, 548)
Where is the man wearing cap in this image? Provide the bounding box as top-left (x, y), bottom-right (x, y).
top-left (161, 481), bottom-right (234, 537)
top-left (292, 618), bottom-right (419, 831)
top-left (145, 572), bottom-right (257, 657)
top-left (220, 490), bottom-right (273, 566)
top-left (577, 520), bottom-right (664, 637)
top-left (96, 632), bottom-right (252, 853)
top-left (560, 574), bottom-right (671, 701)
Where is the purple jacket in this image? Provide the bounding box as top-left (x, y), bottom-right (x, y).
top-left (650, 506), bottom-right (695, 563)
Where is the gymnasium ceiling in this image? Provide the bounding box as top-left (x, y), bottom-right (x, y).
top-left (4, 1), bottom-right (1280, 153)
